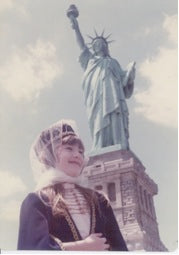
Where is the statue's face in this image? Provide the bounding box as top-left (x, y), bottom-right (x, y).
top-left (92, 38), bottom-right (108, 55)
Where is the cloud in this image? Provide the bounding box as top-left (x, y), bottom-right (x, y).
top-left (163, 14), bottom-right (177, 43)
top-left (0, 170), bottom-right (27, 222)
top-left (0, 199), bottom-right (22, 222)
top-left (0, 0), bottom-right (28, 16)
top-left (0, 39), bottom-right (63, 101)
top-left (0, 170), bottom-right (27, 198)
top-left (135, 14), bottom-right (177, 128)
top-left (0, 0), bottom-right (14, 12)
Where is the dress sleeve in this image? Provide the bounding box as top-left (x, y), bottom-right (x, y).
top-left (99, 195), bottom-right (128, 251)
top-left (17, 193), bottom-right (62, 250)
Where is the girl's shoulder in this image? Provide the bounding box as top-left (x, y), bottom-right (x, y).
top-left (94, 190), bottom-right (110, 204)
top-left (21, 191), bottom-right (50, 211)
top-left (22, 192), bottom-right (40, 204)
top-left (79, 186), bottom-right (110, 206)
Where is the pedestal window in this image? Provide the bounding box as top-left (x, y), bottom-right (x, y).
top-left (107, 182), bottom-right (116, 202)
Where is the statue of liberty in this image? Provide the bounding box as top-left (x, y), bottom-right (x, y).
top-left (67, 5), bottom-right (136, 151)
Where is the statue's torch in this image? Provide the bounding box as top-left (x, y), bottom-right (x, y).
top-left (66, 5), bottom-right (79, 29)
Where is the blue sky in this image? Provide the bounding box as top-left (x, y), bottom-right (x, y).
top-left (0, 0), bottom-right (177, 251)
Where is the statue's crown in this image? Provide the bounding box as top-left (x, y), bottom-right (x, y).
top-left (87, 29), bottom-right (114, 45)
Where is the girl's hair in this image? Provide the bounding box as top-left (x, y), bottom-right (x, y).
top-left (38, 183), bottom-right (101, 217)
top-left (61, 134), bottom-right (85, 152)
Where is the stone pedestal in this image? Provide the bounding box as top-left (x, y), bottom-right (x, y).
top-left (83, 149), bottom-right (167, 251)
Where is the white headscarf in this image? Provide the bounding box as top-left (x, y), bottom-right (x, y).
top-left (30, 119), bottom-right (88, 190)
top-left (34, 167), bottom-right (86, 191)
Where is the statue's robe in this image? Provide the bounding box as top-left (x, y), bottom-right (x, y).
top-left (79, 47), bottom-right (134, 150)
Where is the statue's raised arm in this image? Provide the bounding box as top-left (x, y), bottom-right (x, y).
top-left (67, 5), bottom-right (86, 51)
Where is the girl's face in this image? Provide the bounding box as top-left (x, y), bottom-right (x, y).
top-left (55, 143), bottom-right (85, 177)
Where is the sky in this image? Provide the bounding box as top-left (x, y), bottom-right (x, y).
top-left (0, 0), bottom-right (177, 252)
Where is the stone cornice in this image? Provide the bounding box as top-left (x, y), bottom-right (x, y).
top-left (83, 150), bottom-right (158, 194)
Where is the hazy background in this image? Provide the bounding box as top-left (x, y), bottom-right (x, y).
top-left (0, 0), bottom-right (177, 251)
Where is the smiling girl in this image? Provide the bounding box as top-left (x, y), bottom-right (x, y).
top-left (17, 120), bottom-right (128, 251)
